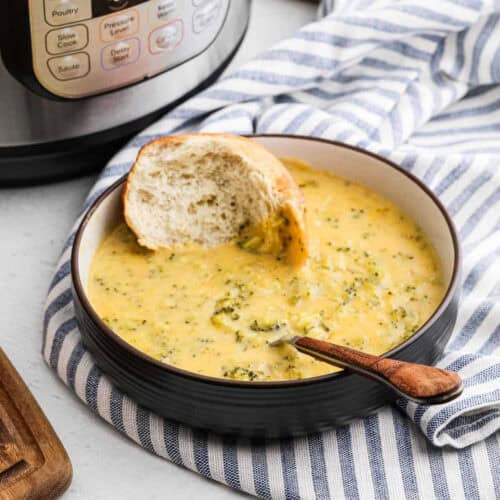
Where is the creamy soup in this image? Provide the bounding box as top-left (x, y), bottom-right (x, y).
top-left (89, 159), bottom-right (445, 381)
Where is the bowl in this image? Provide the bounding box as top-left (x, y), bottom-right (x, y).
top-left (71, 135), bottom-right (461, 437)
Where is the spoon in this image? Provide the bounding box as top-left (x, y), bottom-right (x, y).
top-left (270, 336), bottom-right (463, 404)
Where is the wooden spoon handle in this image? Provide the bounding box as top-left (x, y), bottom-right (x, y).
top-left (293, 337), bottom-right (463, 404)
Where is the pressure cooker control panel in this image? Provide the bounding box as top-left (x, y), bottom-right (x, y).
top-left (28, 0), bottom-right (229, 98)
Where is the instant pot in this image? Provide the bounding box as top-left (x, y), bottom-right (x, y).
top-left (0, 0), bottom-right (250, 184)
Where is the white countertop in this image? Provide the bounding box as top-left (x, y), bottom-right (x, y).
top-left (0, 1), bottom-right (316, 498)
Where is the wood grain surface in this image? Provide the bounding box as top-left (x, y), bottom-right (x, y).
top-left (0, 349), bottom-right (72, 499)
top-left (295, 337), bottom-right (462, 401)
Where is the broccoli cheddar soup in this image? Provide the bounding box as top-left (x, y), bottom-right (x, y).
top-left (89, 159), bottom-right (445, 382)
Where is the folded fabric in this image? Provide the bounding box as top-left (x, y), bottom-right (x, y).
top-left (43, 0), bottom-right (500, 498)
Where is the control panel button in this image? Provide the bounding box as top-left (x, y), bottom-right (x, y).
top-left (101, 38), bottom-right (140, 69)
top-left (46, 25), bottom-right (88, 55)
top-left (44, 0), bottom-right (92, 26)
top-left (193, 0), bottom-right (221, 33)
top-left (100, 10), bottom-right (139, 42)
top-left (150, 0), bottom-right (178, 25)
top-left (47, 52), bottom-right (90, 80)
top-left (149, 20), bottom-right (183, 54)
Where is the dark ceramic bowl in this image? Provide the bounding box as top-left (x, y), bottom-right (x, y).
top-left (72, 135), bottom-right (461, 437)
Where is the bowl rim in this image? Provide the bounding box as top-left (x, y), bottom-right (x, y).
top-left (71, 134), bottom-right (461, 388)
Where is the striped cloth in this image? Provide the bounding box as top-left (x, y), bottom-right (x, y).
top-left (43, 0), bottom-right (500, 498)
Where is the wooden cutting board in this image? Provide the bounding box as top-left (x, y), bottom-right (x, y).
top-left (0, 349), bottom-right (72, 499)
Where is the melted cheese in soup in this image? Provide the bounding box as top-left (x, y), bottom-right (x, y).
top-left (88, 159), bottom-right (445, 381)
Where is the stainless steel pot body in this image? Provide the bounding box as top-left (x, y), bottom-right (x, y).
top-left (0, 1), bottom-right (250, 182)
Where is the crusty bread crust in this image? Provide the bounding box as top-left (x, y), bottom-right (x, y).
top-left (123, 133), bottom-right (308, 266)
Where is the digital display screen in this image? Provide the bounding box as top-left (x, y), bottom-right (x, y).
top-left (92, 0), bottom-right (150, 18)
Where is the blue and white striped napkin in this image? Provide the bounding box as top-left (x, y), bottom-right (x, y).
top-left (44, 1), bottom-right (500, 498)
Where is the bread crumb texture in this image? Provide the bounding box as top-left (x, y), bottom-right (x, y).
top-left (124, 134), bottom-right (308, 265)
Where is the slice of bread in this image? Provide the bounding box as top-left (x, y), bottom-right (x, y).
top-left (123, 133), bottom-right (308, 266)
